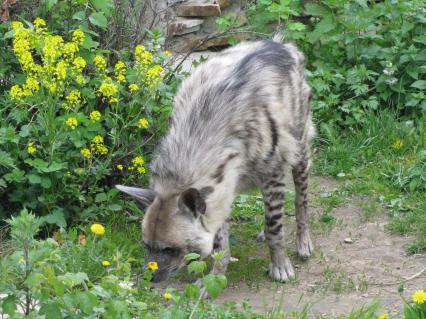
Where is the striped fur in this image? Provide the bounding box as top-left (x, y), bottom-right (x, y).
top-left (117, 38), bottom-right (315, 282)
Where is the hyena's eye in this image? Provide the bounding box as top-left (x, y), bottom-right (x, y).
top-left (163, 247), bottom-right (180, 255)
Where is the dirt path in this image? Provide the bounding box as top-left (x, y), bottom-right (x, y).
top-left (216, 177), bottom-right (426, 316)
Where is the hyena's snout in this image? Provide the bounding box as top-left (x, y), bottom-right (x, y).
top-left (145, 251), bottom-right (183, 283)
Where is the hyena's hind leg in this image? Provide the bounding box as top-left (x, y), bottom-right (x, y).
top-left (262, 174), bottom-right (295, 282)
top-left (292, 143), bottom-right (313, 259)
top-left (211, 221), bottom-right (231, 275)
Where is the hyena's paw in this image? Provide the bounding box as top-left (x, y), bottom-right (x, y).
top-left (268, 258), bottom-right (295, 282)
top-left (297, 229), bottom-right (313, 259)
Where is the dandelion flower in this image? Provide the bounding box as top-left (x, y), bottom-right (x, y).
top-left (102, 260), bottom-right (110, 267)
top-left (378, 314), bottom-right (389, 319)
top-left (163, 292), bottom-right (172, 300)
top-left (413, 289), bottom-right (426, 304)
top-left (90, 223), bottom-right (105, 236)
top-left (147, 261), bottom-right (158, 271)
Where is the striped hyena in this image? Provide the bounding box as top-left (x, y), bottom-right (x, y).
top-left (117, 36), bottom-right (315, 282)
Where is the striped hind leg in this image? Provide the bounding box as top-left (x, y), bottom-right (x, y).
top-left (292, 144), bottom-right (313, 258)
top-left (262, 173), bottom-right (295, 282)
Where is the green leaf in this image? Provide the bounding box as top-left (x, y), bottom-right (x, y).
top-left (202, 274), bottom-right (227, 299)
top-left (95, 192), bottom-right (108, 203)
top-left (304, 3), bottom-right (330, 16)
top-left (28, 174), bottom-right (42, 184)
top-left (75, 291), bottom-right (99, 314)
top-left (1, 295), bottom-right (18, 315)
top-left (89, 12), bottom-right (108, 29)
top-left (82, 35), bottom-right (99, 49)
top-left (108, 204), bottom-right (122, 211)
top-left (41, 177), bottom-right (52, 189)
top-left (43, 0), bottom-right (58, 10)
top-left (39, 302), bottom-right (61, 319)
top-left (72, 11), bottom-right (86, 20)
top-left (308, 16), bottom-right (334, 43)
top-left (41, 209), bottom-right (66, 228)
top-left (91, 0), bottom-right (114, 12)
top-left (0, 150), bottom-right (15, 169)
top-left (184, 283), bottom-right (200, 299)
top-left (411, 80), bottom-right (426, 90)
top-left (187, 260), bottom-right (207, 275)
top-left (184, 253), bottom-right (200, 261)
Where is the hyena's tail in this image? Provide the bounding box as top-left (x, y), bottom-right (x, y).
top-left (272, 32), bottom-right (285, 43)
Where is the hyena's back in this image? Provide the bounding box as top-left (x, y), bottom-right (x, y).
top-left (151, 39), bottom-right (314, 189)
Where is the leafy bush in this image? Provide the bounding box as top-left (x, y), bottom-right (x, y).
top-left (242, 0), bottom-right (426, 127)
top-left (0, 17), bottom-right (178, 224)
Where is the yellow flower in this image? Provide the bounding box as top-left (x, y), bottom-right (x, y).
top-left (55, 61), bottom-right (68, 80)
top-left (134, 44), bottom-right (145, 55)
top-left (93, 55), bottom-right (107, 70)
top-left (65, 117), bottom-right (78, 129)
top-left (80, 148), bottom-right (91, 158)
top-left (128, 84), bottom-right (139, 92)
top-left (76, 75), bottom-right (85, 85)
top-left (146, 65), bottom-right (163, 87)
top-left (63, 42), bottom-right (79, 57)
top-left (147, 261), bottom-right (158, 271)
top-left (11, 21), bottom-right (23, 30)
top-left (132, 156), bottom-right (144, 166)
top-left (89, 111), bottom-right (101, 122)
top-left (413, 289), bottom-right (426, 304)
top-left (392, 139), bottom-right (403, 149)
top-left (33, 17), bottom-right (46, 29)
top-left (23, 77), bottom-right (39, 95)
top-left (90, 223), bottom-right (105, 236)
top-left (10, 85), bottom-right (23, 100)
top-left (137, 167), bottom-right (146, 174)
top-left (27, 142), bottom-right (36, 155)
top-left (73, 57), bottom-right (86, 72)
top-left (115, 61), bottom-right (126, 71)
top-left (116, 164), bottom-right (123, 171)
top-left (66, 89), bottom-right (81, 106)
top-left (114, 61), bottom-right (126, 83)
top-left (99, 82), bottom-right (118, 98)
top-left (92, 135), bottom-right (104, 144)
top-left (163, 50), bottom-right (172, 57)
top-left (102, 260), bottom-right (111, 267)
top-left (378, 314), bottom-right (389, 319)
top-left (72, 29), bottom-right (85, 46)
top-left (138, 118), bottom-right (149, 129)
top-left (163, 292), bottom-right (173, 300)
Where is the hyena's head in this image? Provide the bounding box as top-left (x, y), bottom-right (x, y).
top-left (116, 185), bottom-right (215, 282)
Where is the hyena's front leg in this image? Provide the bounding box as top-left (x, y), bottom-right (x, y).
top-left (262, 177), bottom-right (295, 282)
top-left (211, 221), bottom-right (230, 275)
top-left (292, 146), bottom-right (313, 259)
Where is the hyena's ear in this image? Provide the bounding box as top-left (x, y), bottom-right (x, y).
top-left (178, 188), bottom-right (206, 218)
top-left (116, 185), bottom-right (156, 210)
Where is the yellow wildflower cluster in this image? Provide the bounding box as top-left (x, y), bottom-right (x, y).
top-left (94, 55), bottom-right (107, 71)
top-left (114, 61), bottom-right (126, 83)
top-left (138, 118), bottom-right (149, 129)
top-left (89, 110), bottom-right (102, 122)
top-left (146, 65), bottom-right (164, 87)
top-left (129, 155), bottom-right (146, 174)
top-left (10, 77), bottom-right (40, 101)
top-left (10, 19), bottom-right (87, 98)
top-left (65, 117), bottom-right (78, 130)
top-left (27, 142), bottom-right (36, 155)
top-left (91, 135), bottom-right (108, 155)
top-left (65, 89), bottom-right (82, 107)
top-left (116, 164), bottom-right (123, 171)
top-left (99, 80), bottom-right (119, 104)
top-left (80, 148), bottom-right (91, 159)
